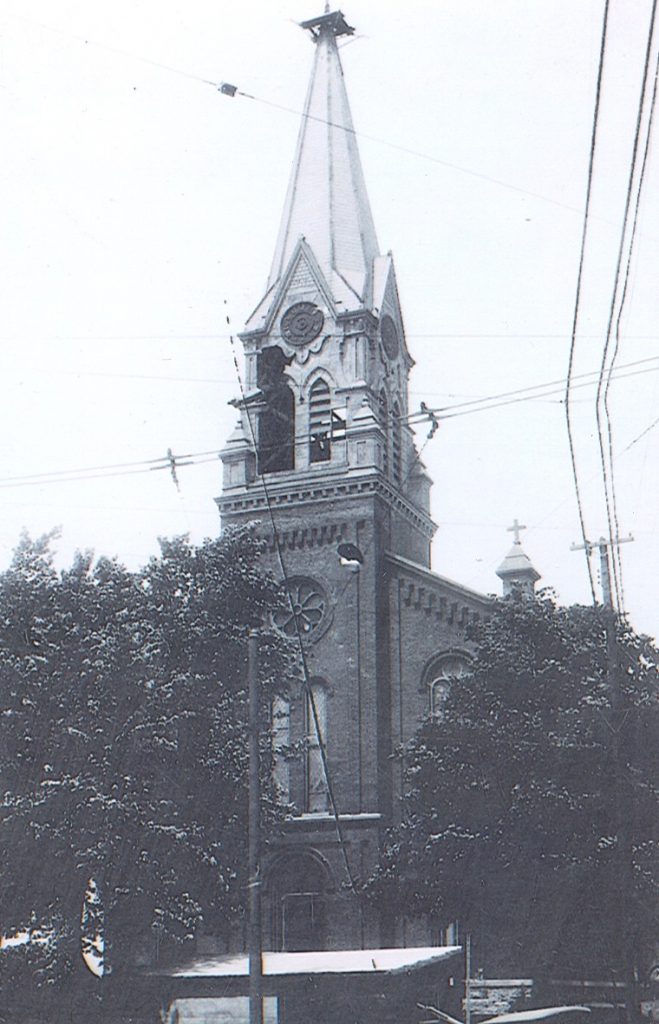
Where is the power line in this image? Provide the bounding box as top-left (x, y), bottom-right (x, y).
top-left (407, 356), bottom-right (659, 422)
top-left (599, 9), bottom-right (659, 614)
top-left (233, 89), bottom-right (584, 217)
top-left (4, 332), bottom-right (659, 342)
top-left (7, 11), bottom-right (217, 88)
top-left (224, 300), bottom-right (359, 894)
top-left (564, 0), bottom-right (611, 606)
top-left (8, 10), bottom-right (589, 217)
top-left (2, 358), bottom-right (659, 493)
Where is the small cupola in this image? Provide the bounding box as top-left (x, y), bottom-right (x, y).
top-left (496, 519), bottom-right (541, 598)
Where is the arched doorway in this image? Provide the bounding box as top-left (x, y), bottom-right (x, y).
top-left (269, 850), bottom-right (331, 952)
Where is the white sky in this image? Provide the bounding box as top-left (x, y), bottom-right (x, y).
top-left (1, 0), bottom-right (658, 637)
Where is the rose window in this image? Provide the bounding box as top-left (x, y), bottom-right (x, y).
top-left (273, 578), bottom-right (327, 637)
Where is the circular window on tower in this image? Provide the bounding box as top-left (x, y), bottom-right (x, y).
top-left (272, 577), bottom-right (330, 641)
top-left (281, 302), bottom-right (325, 347)
top-left (380, 314), bottom-right (400, 359)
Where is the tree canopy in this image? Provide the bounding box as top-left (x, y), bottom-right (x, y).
top-left (0, 527), bottom-right (293, 1019)
top-left (370, 594), bottom-right (658, 983)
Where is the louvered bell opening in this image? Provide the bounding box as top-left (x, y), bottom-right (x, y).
top-left (309, 379), bottom-right (332, 463)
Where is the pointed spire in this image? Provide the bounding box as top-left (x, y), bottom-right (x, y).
top-left (267, 10), bottom-right (380, 305)
top-left (496, 520), bottom-right (541, 598)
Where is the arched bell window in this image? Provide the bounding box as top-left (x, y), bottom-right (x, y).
top-left (309, 378), bottom-right (332, 463)
top-left (426, 654), bottom-right (471, 719)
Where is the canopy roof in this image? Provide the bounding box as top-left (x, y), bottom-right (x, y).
top-left (160, 945), bottom-right (461, 980)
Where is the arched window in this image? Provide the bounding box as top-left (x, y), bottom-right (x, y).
top-left (392, 400), bottom-right (402, 487)
top-left (309, 378), bottom-right (332, 463)
top-left (270, 851), bottom-right (329, 952)
top-left (426, 654), bottom-right (471, 719)
top-left (305, 682), bottom-right (329, 813)
top-left (378, 389), bottom-right (390, 477)
top-left (271, 695), bottom-right (290, 803)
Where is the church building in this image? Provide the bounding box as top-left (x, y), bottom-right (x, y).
top-left (217, 9), bottom-right (538, 957)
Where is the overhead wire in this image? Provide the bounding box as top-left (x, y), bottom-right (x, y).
top-left (224, 300), bottom-right (359, 894)
top-left (7, 10), bottom-right (592, 217)
top-left (600, 9), bottom-right (659, 613)
top-left (592, 0), bottom-right (658, 611)
top-left (2, 358), bottom-right (659, 492)
top-left (564, 0), bottom-right (611, 606)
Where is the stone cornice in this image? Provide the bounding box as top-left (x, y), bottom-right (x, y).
top-left (387, 551), bottom-right (492, 626)
top-left (216, 470), bottom-right (437, 539)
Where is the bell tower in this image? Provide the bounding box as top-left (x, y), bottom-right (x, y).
top-left (218, 9), bottom-right (435, 567)
top-left (217, 9), bottom-right (441, 953)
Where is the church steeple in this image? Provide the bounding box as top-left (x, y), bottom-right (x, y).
top-left (267, 10), bottom-right (380, 307)
top-left (221, 8), bottom-right (436, 570)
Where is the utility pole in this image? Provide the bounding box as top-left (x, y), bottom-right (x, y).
top-left (570, 534), bottom-right (637, 1023)
top-left (248, 629), bottom-right (264, 1024)
top-left (465, 934), bottom-right (472, 1024)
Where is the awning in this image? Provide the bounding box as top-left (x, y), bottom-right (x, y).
top-left (162, 945), bottom-right (461, 981)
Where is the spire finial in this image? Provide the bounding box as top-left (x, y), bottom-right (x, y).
top-left (300, 10), bottom-right (355, 40)
top-left (265, 6), bottom-right (377, 301)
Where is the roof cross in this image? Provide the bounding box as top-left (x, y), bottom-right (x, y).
top-left (507, 518), bottom-right (527, 544)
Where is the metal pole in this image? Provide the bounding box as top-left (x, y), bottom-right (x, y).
top-left (248, 629), bottom-right (263, 1024)
top-left (598, 537), bottom-right (612, 608)
top-left (465, 933), bottom-right (471, 1024)
top-left (570, 533), bottom-right (637, 1021)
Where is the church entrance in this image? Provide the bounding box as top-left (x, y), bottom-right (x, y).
top-left (269, 851), bottom-right (329, 952)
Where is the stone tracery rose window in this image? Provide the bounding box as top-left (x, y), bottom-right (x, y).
top-left (273, 578), bottom-right (327, 637)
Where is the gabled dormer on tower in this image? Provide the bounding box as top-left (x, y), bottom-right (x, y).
top-left (219, 9), bottom-right (435, 566)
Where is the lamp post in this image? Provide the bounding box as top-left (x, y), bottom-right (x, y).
top-left (247, 628), bottom-right (263, 1024)
top-left (337, 543), bottom-right (364, 805)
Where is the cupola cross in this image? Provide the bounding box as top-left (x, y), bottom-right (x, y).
top-left (507, 518), bottom-right (527, 544)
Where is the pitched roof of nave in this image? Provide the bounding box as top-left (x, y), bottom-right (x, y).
top-left (266, 9), bottom-right (380, 310)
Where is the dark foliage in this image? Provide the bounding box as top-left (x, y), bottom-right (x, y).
top-left (0, 527), bottom-right (294, 1018)
top-left (370, 595), bottom-right (658, 980)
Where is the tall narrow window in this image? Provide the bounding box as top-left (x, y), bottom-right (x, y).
top-left (378, 389), bottom-right (390, 478)
top-left (392, 400), bottom-right (402, 487)
top-left (305, 682), bottom-right (329, 813)
top-left (309, 379), bottom-right (332, 463)
top-left (272, 695), bottom-right (290, 803)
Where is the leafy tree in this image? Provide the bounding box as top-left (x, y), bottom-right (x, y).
top-left (0, 527), bottom-right (294, 1021)
top-left (370, 595), bottom-right (657, 992)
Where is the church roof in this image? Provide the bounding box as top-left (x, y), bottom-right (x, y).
top-left (267, 11), bottom-right (380, 306)
top-left (496, 541), bottom-right (541, 582)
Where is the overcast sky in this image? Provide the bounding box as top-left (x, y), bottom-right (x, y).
top-left (1, 0), bottom-right (658, 637)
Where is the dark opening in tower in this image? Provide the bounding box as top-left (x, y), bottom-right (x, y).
top-left (257, 346), bottom-right (295, 474)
